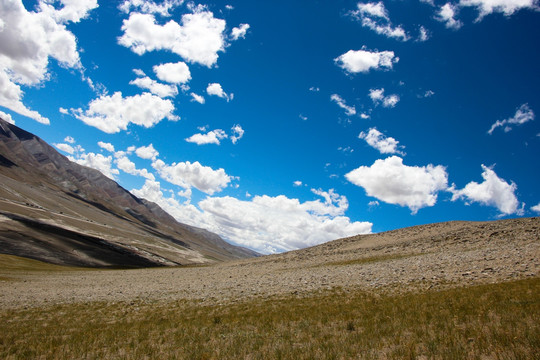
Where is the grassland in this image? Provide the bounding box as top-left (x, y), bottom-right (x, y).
top-left (1, 277), bottom-right (538, 359)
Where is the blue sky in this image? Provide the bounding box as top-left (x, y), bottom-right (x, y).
top-left (1, 0), bottom-right (539, 253)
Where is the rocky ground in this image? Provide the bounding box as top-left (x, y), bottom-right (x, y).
top-left (1, 217), bottom-right (538, 309)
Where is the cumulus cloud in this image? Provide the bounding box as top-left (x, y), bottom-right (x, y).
top-left (69, 152), bottom-right (119, 180)
top-left (335, 49), bottom-right (398, 74)
top-left (185, 125), bottom-right (243, 145)
top-left (350, 2), bottom-right (410, 41)
top-left (230, 124), bottom-right (244, 144)
top-left (115, 155), bottom-right (155, 180)
top-left (532, 202), bottom-right (540, 213)
top-left (206, 83), bottom-right (232, 101)
top-left (131, 179), bottom-right (373, 253)
top-left (54, 143), bottom-right (75, 154)
top-left (119, 0), bottom-right (184, 17)
top-left (330, 94), bottom-right (356, 116)
top-left (488, 103), bottom-right (535, 134)
top-left (359, 128), bottom-right (405, 155)
top-left (459, 0), bottom-right (539, 19)
top-left (231, 23), bottom-right (250, 40)
top-left (152, 159), bottom-right (231, 195)
top-left (199, 190), bottom-right (372, 253)
top-left (70, 92), bottom-right (178, 133)
top-left (118, 6), bottom-right (227, 67)
top-left (450, 165), bottom-right (522, 215)
top-left (0, 110), bottom-right (15, 124)
top-left (98, 141), bottom-right (115, 152)
top-left (346, 156), bottom-right (448, 213)
top-left (136, 144), bottom-right (159, 160)
top-left (185, 129), bottom-right (228, 145)
top-left (436, 3), bottom-right (463, 29)
top-left (153, 61), bottom-right (191, 84)
top-left (129, 75), bottom-right (178, 98)
top-left (368, 88), bottom-right (400, 108)
top-left (0, 0), bottom-right (97, 124)
top-left (190, 92), bottom-right (205, 104)
top-left (418, 26), bottom-right (430, 41)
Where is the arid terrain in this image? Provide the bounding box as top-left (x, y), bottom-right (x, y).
top-left (1, 217), bottom-right (539, 359)
top-left (2, 217), bottom-right (538, 309)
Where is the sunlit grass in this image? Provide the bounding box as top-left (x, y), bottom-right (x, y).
top-left (1, 277), bottom-right (538, 359)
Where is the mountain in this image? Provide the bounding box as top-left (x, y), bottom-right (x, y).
top-left (0, 117), bottom-right (258, 267)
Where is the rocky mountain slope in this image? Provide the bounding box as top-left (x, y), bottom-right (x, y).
top-left (0, 117), bottom-right (258, 267)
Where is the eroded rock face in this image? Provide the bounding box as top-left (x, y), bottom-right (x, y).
top-left (0, 117), bottom-right (258, 267)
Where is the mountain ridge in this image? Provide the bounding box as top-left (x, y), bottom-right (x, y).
top-left (0, 117), bottom-right (258, 267)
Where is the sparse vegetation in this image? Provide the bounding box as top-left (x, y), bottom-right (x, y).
top-left (1, 277), bottom-right (538, 359)
top-left (321, 252), bottom-right (422, 267)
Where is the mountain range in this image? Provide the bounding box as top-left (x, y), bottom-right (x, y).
top-left (0, 117), bottom-right (258, 267)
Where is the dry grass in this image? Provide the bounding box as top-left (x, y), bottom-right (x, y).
top-left (1, 277), bottom-right (538, 359)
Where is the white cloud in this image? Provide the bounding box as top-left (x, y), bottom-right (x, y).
top-left (231, 23), bottom-right (250, 40)
top-left (418, 26), bottom-right (430, 41)
top-left (335, 49), bottom-right (398, 74)
top-left (359, 128), bottom-right (405, 155)
top-left (330, 94), bottom-right (356, 116)
top-left (38, 0), bottom-right (99, 23)
top-left (115, 155), bottom-right (155, 180)
top-left (350, 2), bottom-right (410, 41)
top-left (206, 83), bottom-right (232, 101)
top-left (152, 159), bottom-right (231, 195)
top-left (129, 76), bottom-right (178, 98)
top-left (98, 141), bottom-right (115, 152)
top-left (199, 190), bottom-right (373, 254)
top-left (436, 3), bottom-right (463, 29)
top-left (131, 179), bottom-right (373, 254)
top-left (71, 92), bottom-right (178, 133)
top-left (153, 61), bottom-right (191, 84)
top-left (0, 110), bottom-right (14, 124)
top-left (346, 156), bottom-right (448, 214)
top-left (368, 88), bottom-right (400, 108)
top-left (54, 143), bottom-right (75, 154)
top-left (450, 165), bottom-right (522, 215)
top-left (185, 129), bottom-right (228, 145)
top-left (488, 103), bottom-right (535, 134)
top-left (118, 7), bottom-right (227, 67)
top-left (136, 144), bottom-right (159, 160)
top-left (293, 181), bottom-right (303, 187)
top-left (354, 2), bottom-right (389, 18)
top-left (383, 94), bottom-right (400, 108)
top-left (531, 202), bottom-right (540, 213)
top-left (69, 152), bottom-right (119, 180)
top-left (0, 0), bottom-right (97, 124)
top-left (119, 0), bottom-right (184, 17)
top-left (459, 0), bottom-right (539, 19)
top-left (230, 124), bottom-right (244, 144)
top-left (190, 92), bottom-right (205, 104)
